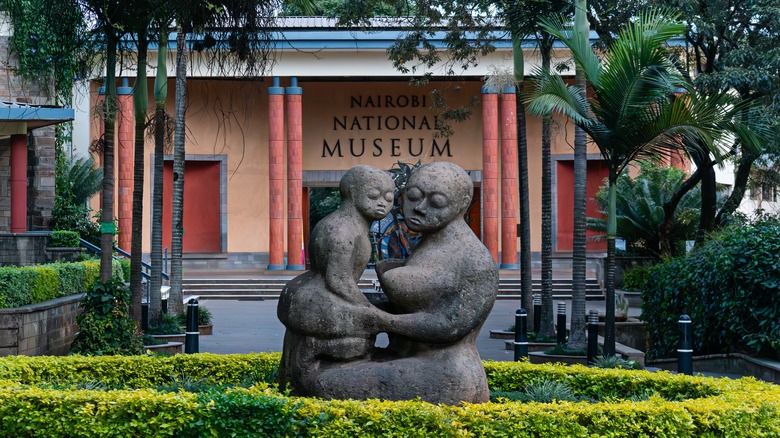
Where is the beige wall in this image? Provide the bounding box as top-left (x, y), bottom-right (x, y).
top-left (92, 77), bottom-right (598, 255)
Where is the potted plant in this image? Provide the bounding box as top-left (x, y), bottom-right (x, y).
top-left (147, 314), bottom-right (186, 344)
top-left (177, 305), bottom-right (213, 335)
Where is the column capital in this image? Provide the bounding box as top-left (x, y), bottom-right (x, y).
top-left (269, 76), bottom-right (285, 95)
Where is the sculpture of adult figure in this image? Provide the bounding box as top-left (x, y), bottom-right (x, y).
top-left (306, 161), bottom-right (498, 405)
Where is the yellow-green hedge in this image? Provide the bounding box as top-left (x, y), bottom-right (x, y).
top-left (0, 259), bottom-right (124, 308)
top-left (0, 354), bottom-right (778, 437)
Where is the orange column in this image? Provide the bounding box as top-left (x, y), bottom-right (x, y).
top-left (482, 86), bottom-right (499, 263)
top-left (286, 78), bottom-right (304, 270)
top-left (500, 88), bottom-right (519, 268)
top-left (268, 77), bottom-right (286, 270)
top-left (10, 133), bottom-right (27, 233)
top-left (116, 78), bottom-right (134, 251)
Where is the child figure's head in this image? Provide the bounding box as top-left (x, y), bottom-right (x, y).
top-left (340, 165), bottom-right (395, 220)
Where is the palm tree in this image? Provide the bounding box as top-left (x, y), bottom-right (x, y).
top-left (527, 9), bottom-right (744, 355)
top-left (569, 0), bottom-right (589, 351)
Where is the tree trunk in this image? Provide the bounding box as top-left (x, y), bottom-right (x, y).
top-left (513, 37), bottom-right (533, 327)
top-left (99, 33), bottom-right (118, 282)
top-left (715, 150), bottom-right (758, 226)
top-left (604, 171), bottom-right (617, 357)
top-left (568, 0), bottom-right (589, 350)
top-left (660, 165), bottom-right (704, 257)
top-left (130, 33), bottom-right (149, 324)
top-left (539, 39), bottom-right (555, 337)
top-left (696, 154), bottom-right (716, 245)
top-left (170, 27), bottom-right (187, 315)
top-left (149, 29), bottom-right (168, 327)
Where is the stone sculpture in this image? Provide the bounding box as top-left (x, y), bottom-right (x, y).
top-left (277, 162), bottom-right (498, 405)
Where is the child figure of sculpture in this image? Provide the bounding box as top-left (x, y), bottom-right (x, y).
top-left (276, 165), bottom-right (395, 391)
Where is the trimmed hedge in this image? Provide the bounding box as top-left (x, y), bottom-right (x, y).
top-left (643, 220), bottom-right (780, 359)
top-left (0, 354), bottom-right (778, 437)
top-left (0, 259), bottom-right (124, 309)
top-left (49, 230), bottom-right (81, 248)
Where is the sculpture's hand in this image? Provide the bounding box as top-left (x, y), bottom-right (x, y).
top-left (375, 258), bottom-right (405, 277)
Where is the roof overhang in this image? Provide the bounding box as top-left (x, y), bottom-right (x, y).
top-left (0, 106), bottom-right (75, 138)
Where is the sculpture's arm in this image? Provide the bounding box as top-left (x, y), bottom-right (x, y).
top-left (375, 258), bottom-right (405, 277)
top-left (323, 242), bottom-right (369, 306)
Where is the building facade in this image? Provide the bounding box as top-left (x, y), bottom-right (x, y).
top-left (76, 18), bottom-right (611, 271)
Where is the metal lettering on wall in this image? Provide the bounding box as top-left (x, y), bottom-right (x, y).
top-left (321, 95), bottom-right (454, 159)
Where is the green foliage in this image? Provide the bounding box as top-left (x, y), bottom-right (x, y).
top-left (592, 355), bottom-right (643, 370)
top-left (544, 344), bottom-right (586, 356)
top-left (0, 357), bottom-right (779, 437)
top-left (69, 277), bottom-right (142, 356)
top-left (49, 230), bottom-right (80, 248)
top-left (147, 314), bottom-right (183, 335)
top-left (52, 157), bottom-right (103, 246)
top-left (587, 161), bottom-right (701, 258)
top-left (643, 219), bottom-right (780, 359)
top-left (622, 265), bottom-right (652, 291)
top-left (176, 305), bottom-right (213, 326)
top-left (119, 259), bottom-right (130, 283)
top-left (30, 267), bottom-right (59, 303)
top-left (308, 187), bottom-right (340, 234)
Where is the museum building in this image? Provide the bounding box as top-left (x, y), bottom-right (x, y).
top-left (76, 17), bottom-right (611, 271)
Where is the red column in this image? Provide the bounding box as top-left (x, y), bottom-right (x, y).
top-left (482, 86), bottom-right (499, 263)
top-left (116, 78), bottom-right (134, 251)
top-left (286, 78), bottom-right (304, 270)
top-left (500, 88), bottom-right (519, 268)
top-left (10, 133), bottom-right (27, 233)
top-left (268, 77), bottom-right (286, 270)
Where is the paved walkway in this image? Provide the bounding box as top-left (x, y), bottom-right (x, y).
top-left (198, 297), bottom-right (640, 362)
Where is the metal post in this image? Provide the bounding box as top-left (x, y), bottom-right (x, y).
top-left (533, 293), bottom-right (542, 334)
top-left (141, 302), bottom-right (148, 332)
top-left (556, 302), bottom-right (567, 345)
top-left (514, 308), bottom-right (528, 361)
top-left (587, 309), bottom-right (599, 365)
top-left (678, 314), bottom-right (693, 375)
top-left (185, 298), bottom-right (199, 354)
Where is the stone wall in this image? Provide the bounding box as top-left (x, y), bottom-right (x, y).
top-left (0, 293), bottom-right (82, 356)
top-left (0, 233), bottom-right (48, 266)
top-left (28, 126), bottom-right (56, 230)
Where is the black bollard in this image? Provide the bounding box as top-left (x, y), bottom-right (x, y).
top-left (587, 309), bottom-right (599, 365)
top-left (678, 314), bottom-right (693, 375)
top-left (533, 294), bottom-right (542, 334)
top-left (185, 298), bottom-right (199, 354)
top-left (556, 302), bottom-right (567, 345)
top-left (161, 299), bottom-right (168, 314)
top-left (514, 308), bottom-right (528, 361)
top-left (141, 302), bottom-right (149, 332)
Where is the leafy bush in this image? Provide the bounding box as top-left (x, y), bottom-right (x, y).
top-left (119, 258), bottom-right (130, 283)
top-left (147, 314), bottom-right (183, 335)
top-left (0, 260), bottom-right (124, 309)
top-left (176, 305), bottom-right (213, 326)
top-left (592, 355), bottom-right (643, 370)
top-left (0, 357), bottom-right (778, 437)
top-left (49, 230), bottom-right (80, 247)
top-left (622, 265), bottom-right (651, 291)
top-left (643, 219), bottom-right (780, 359)
top-left (69, 277), bottom-right (142, 356)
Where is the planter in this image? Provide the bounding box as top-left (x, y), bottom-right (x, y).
top-left (143, 341), bottom-right (183, 355)
top-left (150, 333), bottom-right (186, 344)
top-left (595, 318), bottom-right (648, 352)
top-left (504, 341), bottom-right (557, 353)
top-left (0, 294), bottom-right (83, 357)
top-left (179, 325), bottom-right (213, 335)
top-left (489, 329), bottom-right (513, 339)
top-left (648, 353), bottom-right (780, 384)
top-left (619, 290), bottom-right (642, 307)
top-left (529, 351), bottom-right (588, 366)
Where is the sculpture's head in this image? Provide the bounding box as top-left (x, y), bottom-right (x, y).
top-left (340, 165), bottom-right (395, 220)
top-left (403, 162), bottom-right (473, 233)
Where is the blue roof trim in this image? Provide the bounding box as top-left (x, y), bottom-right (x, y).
top-left (0, 107), bottom-right (75, 122)
top-left (142, 29), bottom-right (617, 52)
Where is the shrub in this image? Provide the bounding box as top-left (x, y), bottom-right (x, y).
top-left (0, 357), bottom-right (778, 437)
top-left (176, 305), bottom-right (213, 326)
top-left (119, 258), bottom-right (130, 283)
top-left (49, 230), bottom-right (81, 248)
top-left (622, 265), bottom-right (651, 291)
top-left (69, 277), bottom-right (142, 356)
top-left (643, 219), bottom-right (780, 359)
top-left (0, 261), bottom-right (123, 309)
top-left (147, 314), bottom-right (183, 335)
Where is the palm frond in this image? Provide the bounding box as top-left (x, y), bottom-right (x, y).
top-left (526, 68), bottom-right (592, 127)
top-left (538, 14), bottom-right (602, 89)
